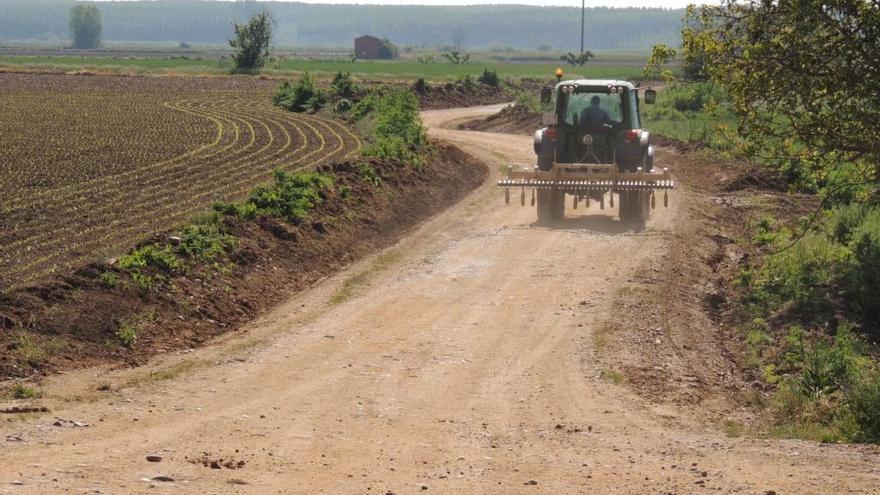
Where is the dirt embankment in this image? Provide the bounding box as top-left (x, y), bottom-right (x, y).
top-left (416, 83), bottom-right (510, 110)
top-left (0, 143), bottom-right (487, 381)
top-left (594, 145), bottom-right (815, 423)
top-left (457, 103), bottom-right (541, 135)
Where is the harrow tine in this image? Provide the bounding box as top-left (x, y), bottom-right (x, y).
top-left (505, 188), bottom-right (510, 205)
top-left (651, 190), bottom-right (656, 209)
top-left (572, 194), bottom-right (578, 210)
top-left (531, 188), bottom-right (536, 207)
top-left (610, 191), bottom-right (614, 208)
top-left (521, 187), bottom-right (525, 206)
top-left (664, 190), bottom-right (669, 207)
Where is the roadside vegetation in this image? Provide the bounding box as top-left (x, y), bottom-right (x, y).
top-left (644, 0), bottom-right (880, 443)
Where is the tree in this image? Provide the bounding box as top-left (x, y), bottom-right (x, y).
top-left (560, 51), bottom-right (593, 66)
top-left (69, 4), bottom-right (101, 49)
top-left (229, 11), bottom-right (273, 73)
top-left (378, 38), bottom-right (399, 59)
top-left (641, 44), bottom-right (677, 82)
top-left (683, 1), bottom-right (880, 198)
top-left (442, 50), bottom-right (470, 65)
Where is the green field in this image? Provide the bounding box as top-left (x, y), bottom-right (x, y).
top-left (0, 54), bottom-right (644, 81)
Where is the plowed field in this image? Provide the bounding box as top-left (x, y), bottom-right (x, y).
top-left (0, 74), bottom-right (361, 290)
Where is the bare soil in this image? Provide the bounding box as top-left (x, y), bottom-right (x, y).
top-left (458, 103), bottom-right (541, 135)
top-left (0, 144), bottom-right (486, 380)
top-left (0, 106), bottom-right (877, 494)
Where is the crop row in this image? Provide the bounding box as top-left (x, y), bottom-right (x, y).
top-left (0, 86), bottom-right (361, 290)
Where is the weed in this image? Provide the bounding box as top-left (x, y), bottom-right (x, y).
top-left (119, 245), bottom-right (180, 273)
top-left (176, 223), bottom-right (237, 262)
top-left (478, 68), bottom-right (499, 87)
top-left (5, 383), bottom-right (42, 400)
top-left (330, 71), bottom-right (358, 98)
top-left (357, 162), bottom-right (382, 186)
top-left (100, 271), bottom-right (118, 289)
top-left (115, 311), bottom-right (157, 348)
top-left (722, 419), bottom-right (744, 438)
top-left (601, 369), bottom-right (627, 384)
top-left (273, 73), bottom-right (327, 113)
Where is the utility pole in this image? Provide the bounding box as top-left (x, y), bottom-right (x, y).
top-left (580, 0), bottom-right (585, 57)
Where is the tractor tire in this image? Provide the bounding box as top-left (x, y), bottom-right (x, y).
top-left (619, 191), bottom-right (649, 229)
top-left (536, 189), bottom-right (564, 224)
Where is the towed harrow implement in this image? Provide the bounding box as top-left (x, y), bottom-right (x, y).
top-left (498, 163), bottom-right (674, 212)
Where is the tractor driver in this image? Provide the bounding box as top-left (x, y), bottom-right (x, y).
top-left (579, 95), bottom-right (613, 130)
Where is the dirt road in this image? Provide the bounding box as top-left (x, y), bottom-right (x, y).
top-left (2, 105), bottom-right (878, 494)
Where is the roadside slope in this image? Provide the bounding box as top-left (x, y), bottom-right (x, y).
top-left (0, 106), bottom-right (877, 494)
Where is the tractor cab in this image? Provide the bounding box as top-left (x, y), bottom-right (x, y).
top-left (537, 79), bottom-right (653, 172)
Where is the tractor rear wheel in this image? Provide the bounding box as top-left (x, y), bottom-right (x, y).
top-left (619, 191), bottom-right (649, 228)
top-left (536, 189), bottom-right (564, 224)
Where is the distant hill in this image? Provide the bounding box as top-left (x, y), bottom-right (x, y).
top-left (0, 0), bottom-right (684, 50)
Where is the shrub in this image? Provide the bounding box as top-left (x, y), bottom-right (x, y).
top-left (100, 271), bottom-right (118, 289)
top-left (119, 245), bottom-right (180, 273)
top-left (245, 170), bottom-right (333, 223)
top-left (330, 71), bottom-right (357, 98)
top-left (351, 94), bottom-right (377, 120)
top-left (413, 78), bottom-right (428, 94)
top-left (457, 75), bottom-right (476, 90)
top-left (371, 90), bottom-right (426, 146)
top-left (334, 98), bottom-right (352, 113)
top-left (357, 163), bottom-right (382, 186)
top-left (273, 73), bottom-right (327, 113)
top-left (5, 383), bottom-right (41, 400)
top-left (478, 69), bottom-right (499, 87)
top-left (176, 223), bottom-right (237, 262)
top-left (360, 90), bottom-right (428, 165)
top-left (848, 373), bottom-right (880, 442)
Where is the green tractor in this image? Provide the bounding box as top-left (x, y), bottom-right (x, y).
top-left (499, 77), bottom-right (673, 227)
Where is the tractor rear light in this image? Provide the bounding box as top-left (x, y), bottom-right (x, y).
top-left (545, 128), bottom-right (558, 141)
top-left (625, 129), bottom-right (642, 142)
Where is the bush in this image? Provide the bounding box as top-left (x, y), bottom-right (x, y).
top-left (413, 78), bottom-right (428, 94)
top-left (334, 98), bottom-right (352, 113)
top-left (360, 90), bottom-right (428, 165)
top-left (119, 245), bottom-right (180, 273)
top-left (478, 69), bottom-right (499, 88)
top-left (273, 73), bottom-right (327, 113)
top-left (245, 170), bottom-right (333, 223)
top-left (457, 75), bottom-right (476, 90)
top-left (176, 223), bottom-right (236, 262)
top-left (848, 373), bottom-right (880, 442)
top-left (351, 94), bottom-right (377, 120)
top-left (331, 71), bottom-right (357, 98)
top-left (5, 383), bottom-right (41, 400)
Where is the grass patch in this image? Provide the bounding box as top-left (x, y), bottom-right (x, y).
top-left (592, 323), bottom-right (613, 353)
top-left (330, 250), bottom-right (402, 305)
top-left (114, 311), bottom-right (157, 348)
top-left (4, 383), bottom-right (42, 400)
top-left (601, 368), bottom-right (627, 384)
top-left (9, 332), bottom-right (65, 368)
top-left (147, 359), bottom-right (201, 382)
top-left (722, 419), bottom-right (745, 438)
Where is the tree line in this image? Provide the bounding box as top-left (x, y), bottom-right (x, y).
top-left (0, 0), bottom-right (683, 50)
